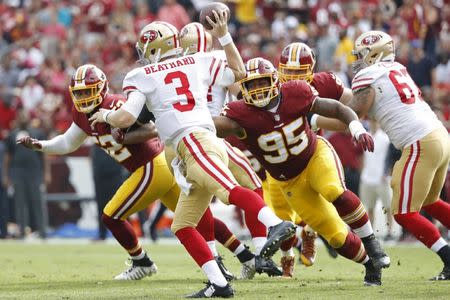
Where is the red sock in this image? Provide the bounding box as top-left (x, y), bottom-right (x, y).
top-left (333, 190), bottom-right (372, 237)
top-left (196, 207), bottom-right (215, 242)
top-left (214, 218), bottom-right (241, 252)
top-left (175, 227), bottom-right (214, 267)
top-left (102, 213), bottom-right (141, 256)
top-left (394, 212), bottom-right (442, 248)
top-left (422, 200), bottom-right (450, 228)
top-left (228, 186), bottom-right (267, 238)
top-left (297, 221), bottom-right (307, 227)
top-left (281, 235), bottom-right (298, 251)
top-left (335, 232), bottom-right (367, 264)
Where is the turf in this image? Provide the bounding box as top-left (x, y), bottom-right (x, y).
top-left (0, 241), bottom-right (448, 299)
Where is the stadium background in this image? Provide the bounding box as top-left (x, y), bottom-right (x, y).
top-left (0, 0), bottom-right (449, 242)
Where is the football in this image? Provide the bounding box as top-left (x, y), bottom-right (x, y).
top-left (199, 2), bottom-right (230, 30)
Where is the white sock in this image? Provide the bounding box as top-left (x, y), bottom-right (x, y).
top-left (233, 243), bottom-right (245, 256)
top-left (201, 260), bottom-right (228, 287)
top-left (353, 222), bottom-right (374, 238)
top-left (207, 241), bottom-right (219, 257)
top-left (131, 250), bottom-right (145, 260)
top-left (253, 237), bottom-right (267, 255)
top-left (281, 248), bottom-right (294, 257)
top-left (257, 206), bottom-right (282, 228)
top-left (431, 237), bottom-right (448, 252)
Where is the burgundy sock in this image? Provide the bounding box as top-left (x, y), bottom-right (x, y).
top-left (394, 212), bottom-right (442, 248)
top-left (333, 190), bottom-right (372, 236)
top-left (422, 200), bottom-right (450, 228)
top-left (281, 235), bottom-right (298, 251)
top-left (102, 213), bottom-right (141, 256)
top-left (214, 217), bottom-right (241, 252)
top-left (175, 227), bottom-right (214, 267)
top-left (335, 232), bottom-right (367, 264)
top-left (196, 207), bottom-right (215, 242)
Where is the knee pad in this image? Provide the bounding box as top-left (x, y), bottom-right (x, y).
top-left (327, 230), bottom-right (348, 249)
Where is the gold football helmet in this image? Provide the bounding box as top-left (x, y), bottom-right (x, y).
top-left (69, 64), bottom-right (108, 113)
top-left (240, 57), bottom-right (279, 108)
top-left (179, 22), bottom-right (213, 55)
top-left (278, 42), bottom-right (316, 83)
top-left (352, 31), bottom-right (395, 73)
top-left (136, 21), bottom-right (182, 65)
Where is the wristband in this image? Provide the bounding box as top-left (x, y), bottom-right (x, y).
top-left (310, 114), bottom-right (319, 131)
top-left (349, 120), bottom-right (366, 138)
top-left (103, 110), bottom-right (112, 124)
top-left (218, 32), bottom-right (233, 46)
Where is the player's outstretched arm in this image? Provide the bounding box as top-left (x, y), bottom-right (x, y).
top-left (207, 10), bottom-right (245, 81)
top-left (213, 116), bottom-right (245, 138)
top-left (112, 122), bottom-right (159, 145)
top-left (311, 97), bottom-right (374, 152)
top-left (17, 122), bottom-right (87, 155)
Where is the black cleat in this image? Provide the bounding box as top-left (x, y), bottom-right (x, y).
top-left (215, 256), bottom-right (235, 281)
top-left (185, 282), bottom-right (234, 298)
top-left (430, 265), bottom-right (450, 281)
top-left (364, 260), bottom-right (382, 286)
top-left (261, 221), bottom-right (296, 258)
top-left (318, 235), bottom-right (338, 259)
top-left (255, 256), bottom-right (282, 277)
top-left (362, 234), bottom-right (390, 269)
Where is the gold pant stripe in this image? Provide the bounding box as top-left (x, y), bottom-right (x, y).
top-left (112, 162), bottom-right (153, 219)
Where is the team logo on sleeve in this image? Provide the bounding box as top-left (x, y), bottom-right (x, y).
top-left (361, 34), bottom-right (381, 46)
top-left (140, 30), bottom-right (159, 44)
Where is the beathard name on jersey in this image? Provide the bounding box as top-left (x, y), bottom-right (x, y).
top-left (144, 57), bottom-right (196, 75)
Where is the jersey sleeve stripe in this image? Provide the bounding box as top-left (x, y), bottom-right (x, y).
top-left (209, 57), bottom-right (217, 75)
top-left (352, 83), bottom-right (371, 91)
top-left (352, 77), bottom-right (373, 83)
top-left (123, 85), bottom-right (138, 91)
top-left (211, 59), bottom-right (223, 86)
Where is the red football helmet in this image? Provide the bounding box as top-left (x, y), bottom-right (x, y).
top-left (239, 57), bottom-right (279, 107)
top-left (278, 42), bottom-right (316, 83)
top-left (69, 64), bottom-right (108, 113)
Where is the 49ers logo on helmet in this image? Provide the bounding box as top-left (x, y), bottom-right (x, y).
top-left (361, 35), bottom-right (380, 46)
top-left (141, 30), bottom-right (158, 44)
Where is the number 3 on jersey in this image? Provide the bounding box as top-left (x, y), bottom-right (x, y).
top-left (164, 71), bottom-right (195, 112)
top-left (257, 117), bottom-right (308, 164)
top-left (389, 68), bottom-right (422, 104)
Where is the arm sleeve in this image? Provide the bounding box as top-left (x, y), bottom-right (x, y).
top-left (121, 91), bottom-right (147, 119)
top-left (40, 122), bottom-right (88, 155)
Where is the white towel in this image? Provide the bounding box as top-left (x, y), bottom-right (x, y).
top-left (171, 156), bottom-right (192, 195)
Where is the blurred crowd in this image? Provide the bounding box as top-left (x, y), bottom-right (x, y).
top-left (0, 0), bottom-right (449, 239)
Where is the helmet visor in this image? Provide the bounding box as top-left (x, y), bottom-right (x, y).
top-left (278, 63), bottom-right (312, 83)
top-left (70, 83), bottom-right (102, 113)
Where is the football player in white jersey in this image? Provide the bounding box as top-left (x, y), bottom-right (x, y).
top-left (89, 15), bottom-right (296, 297)
top-left (348, 31), bottom-right (450, 280)
top-left (179, 22), bottom-right (284, 279)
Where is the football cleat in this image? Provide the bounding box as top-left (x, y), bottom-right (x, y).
top-left (114, 253), bottom-right (157, 280)
top-left (255, 255), bottom-right (282, 277)
top-left (430, 265), bottom-right (450, 281)
top-left (185, 282), bottom-right (234, 298)
top-left (239, 257), bottom-right (256, 280)
top-left (280, 256), bottom-right (295, 278)
top-left (215, 256), bottom-right (235, 281)
top-left (362, 235), bottom-right (391, 270)
top-left (261, 221), bottom-right (296, 258)
top-left (300, 226), bottom-right (317, 267)
top-left (363, 260), bottom-right (382, 286)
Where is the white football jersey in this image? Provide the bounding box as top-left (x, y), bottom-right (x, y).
top-left (207, 50), bottom-right (231, 117)
top-left (352, 61), bottom-right (441, 149)
top-left (123, 52), bottom-right (234, 147)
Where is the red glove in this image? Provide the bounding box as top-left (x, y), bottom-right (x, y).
top-left (16, 136), bottom-right (42, 151)
top-left (111, 127), bottom-right (124, 144)
top-left (352, 133), bottom-right (374, 152)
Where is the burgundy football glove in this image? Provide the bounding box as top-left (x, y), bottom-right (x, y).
top-left (111, 127), bottom-right (124, 144)
top-left (352, 133), bottom-right (374, 152)
top-left (16, 136), bottom-right (42, 151)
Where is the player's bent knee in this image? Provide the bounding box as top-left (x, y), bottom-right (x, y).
top-left (322, 185), bottom-right (345, 202)
top-left (394, 212), bottom-right (416, 225)
top-left (327, 230), bottom-right (348, 249)
top-left (171, 222), bottom-right (185, 234)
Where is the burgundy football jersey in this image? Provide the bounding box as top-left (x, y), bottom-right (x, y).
top-left (225, 135), bottom-right (267, 181)
top-left (223, 80), bottom-right (318, 181)
top-left (72, 94), bottom-right (163, 172)
top-left (311, 72), bottom-right (344, 100)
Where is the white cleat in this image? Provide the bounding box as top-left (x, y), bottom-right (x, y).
top-left (239, 257), bottom-right (256, 279)
top-left (114, 257), bottom-right (158, 280)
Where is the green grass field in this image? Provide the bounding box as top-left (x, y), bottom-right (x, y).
top-left (0, 241), bottom-right (448, 299)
